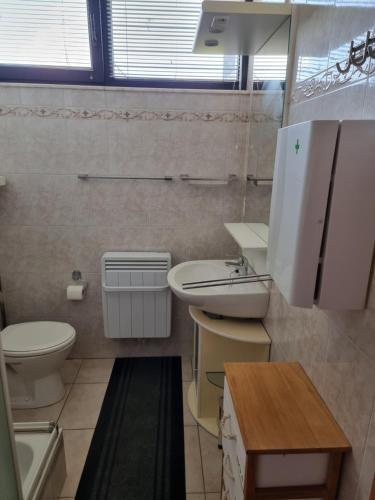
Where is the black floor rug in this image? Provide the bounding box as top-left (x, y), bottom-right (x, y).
top-left (75, 357), bottom-right (185, 500)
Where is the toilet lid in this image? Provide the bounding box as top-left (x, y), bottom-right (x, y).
top-left (1, 322), bottom-right (76, 355)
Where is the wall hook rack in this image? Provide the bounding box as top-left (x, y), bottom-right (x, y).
top-left (336, 31), bottom-right (375, 75)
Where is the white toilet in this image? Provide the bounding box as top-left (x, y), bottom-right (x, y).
top-left (2, 321), bottom-right (76, 409)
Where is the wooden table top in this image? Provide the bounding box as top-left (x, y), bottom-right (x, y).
top-left (224, 362), bottom-right (351, 454)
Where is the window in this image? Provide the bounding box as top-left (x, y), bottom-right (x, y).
top-left (0, 0), bottom-right (240, 89)
top-left (104, 0), bottom-right (239, 87)
top-left (0, 0), bottom-right (103, 83)
top-left (252, 55), bottom-right (288, 90)
top-left (246, 0), bottom-right (288, 91)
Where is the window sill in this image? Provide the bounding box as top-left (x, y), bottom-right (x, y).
top-left (0, 81), bottom-right (251, 96)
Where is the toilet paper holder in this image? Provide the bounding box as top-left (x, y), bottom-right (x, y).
top-left (67, 270), bottom-right (88, 301)
top-left (72, 270), bottom-right (82, 281)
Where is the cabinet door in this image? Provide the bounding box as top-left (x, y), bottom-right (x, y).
top-left (222, 379), bottom-right (246, 485)
top-left (222, 451), bottom-right (244, 500)
top-left (222, 378), bottom-right (248, 500)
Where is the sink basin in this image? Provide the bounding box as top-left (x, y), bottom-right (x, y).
top-left (167, 260), bottom-right (270, 318)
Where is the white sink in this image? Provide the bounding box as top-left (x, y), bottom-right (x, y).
top-left (167, 260), bottom-right (270, 318)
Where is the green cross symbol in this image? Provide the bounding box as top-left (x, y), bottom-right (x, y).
top-left (295, 139), bottom-right (300, 154)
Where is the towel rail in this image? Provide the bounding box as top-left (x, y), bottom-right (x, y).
top-left (78, 174), bottom-right (173, 181)
top-left (182, 273), bottom-right (270, 287)
top-left (247, 175), bottom-right (273, 186)
top-left (78, 173), bottom-right (238, 183)
top-left (180, 174), bottom-right (237, 183)
top-left (182, 274), bottom-right (272, 290)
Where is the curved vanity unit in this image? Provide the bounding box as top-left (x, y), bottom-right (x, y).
top-left (167, 260), bottom-right (269, 318)
top-left (187, 307), bottom-right (271, 436)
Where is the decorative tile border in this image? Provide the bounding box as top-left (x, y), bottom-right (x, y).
top-left (292, 57), bottom-right (375, 103)
top-left (0, 105), bottom-right (248, 123)
top-left (252, 112), bottom-right (282, 124)
top-left (0, 105), bottom-right (280, 124)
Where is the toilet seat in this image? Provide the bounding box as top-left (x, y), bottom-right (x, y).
top-left (2, 322), bottom-right (76, 357)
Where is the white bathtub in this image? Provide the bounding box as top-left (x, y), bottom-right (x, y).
top-left (14, 423), bottom-right (64, 500)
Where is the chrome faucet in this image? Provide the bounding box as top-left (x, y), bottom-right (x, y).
top-left (224, 255), bottom-right (249, 276)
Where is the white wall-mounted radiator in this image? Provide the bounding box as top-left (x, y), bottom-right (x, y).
top-left (101, 252), bottom-right (172, 338)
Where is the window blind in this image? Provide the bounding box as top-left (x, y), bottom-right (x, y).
top-left (106, 0), bottom-right (240, 83)
top-left (0, 0), bottom-right (92, 69)
top-left (253, 55), bottom-right (288, 82)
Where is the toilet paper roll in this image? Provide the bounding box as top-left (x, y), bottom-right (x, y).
top-left (67, 284), bottom-right (86, 301)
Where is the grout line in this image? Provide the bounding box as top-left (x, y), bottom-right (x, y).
top-left (72, 359), bottom-right (83, 383)
top-left (196, 426), bottom-right (207, 494)
top-left (344, 334), bottom-right (375, 370)
top-left (60, 427), bottom-right (97, 432)
top-left (57, 359), bottom-right (82, 424)
top-left (56, 384), bottom-right (73, 423)
top-left (69, 357), bottom-right (115, 360)
top-left (354, 395), bottom-right (375, 500)
top-left (72, 381), bottom-right (111, 385)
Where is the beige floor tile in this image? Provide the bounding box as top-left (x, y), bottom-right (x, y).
top-left (60, 359), bottom-right (82, 384)
top-left (60, 429), bottom-right (94, 498)
top-left (184, 426), bottom-right (204, 493)
top-left (75, 358), bottom-right (114, 383)
top-left (183, 381), bottom-right (197, 426)
top-left (12, 385), bottom-right (72, 424)
top-left (199, 427), bottom-right (222, 493)
top-left (58, 383), bottom-right (107, 429)
top-left (182, 357), bottom-right (193, 382)
top-left (205, 494), bottom-right (221, 500)
top-left (186, 494), bottom-right (205, 500)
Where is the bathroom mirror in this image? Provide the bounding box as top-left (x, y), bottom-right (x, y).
top-left (243, 14), bottom-right (291, 224)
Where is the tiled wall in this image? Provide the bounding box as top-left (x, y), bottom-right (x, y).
top-left (0, 85), bottom-right (275, 358)
top-left (265, 4), bottom-right (375, 500)
top-left (244, 91), bottom-right (283, 222)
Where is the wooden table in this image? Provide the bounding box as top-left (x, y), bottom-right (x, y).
top-left (222, 362), bottom-right (351, 500)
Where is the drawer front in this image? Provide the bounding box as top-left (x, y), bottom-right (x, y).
top-left (222, 378), bottom-right (247, 486)
top-left (257, 453), bottom-right (329, 488)
top-left (222, 439), bottom-right (244, 500)
top-left (222, 451), bottom-right (244, 500)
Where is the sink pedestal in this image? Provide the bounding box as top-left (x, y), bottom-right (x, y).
top-left (187, 306), bottom-right (271, 437)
